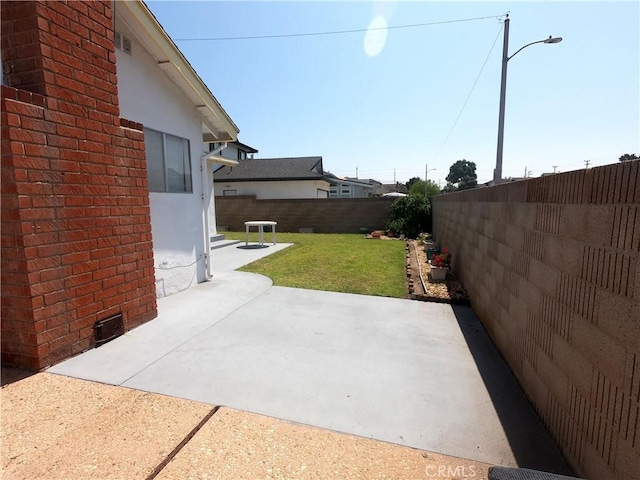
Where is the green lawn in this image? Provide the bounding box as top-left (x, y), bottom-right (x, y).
top-left (223, 232), bottom-right (407, 298)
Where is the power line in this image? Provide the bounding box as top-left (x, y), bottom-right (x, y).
top-left (433, 22), bottom-right (504, 161)
top-left (174, 14), bottom-right (507, 42)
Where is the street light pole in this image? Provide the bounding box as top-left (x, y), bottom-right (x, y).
top-left (493, 14), bottom-right (562, 184)
top-left (493, 15), bottom-right (510, 184)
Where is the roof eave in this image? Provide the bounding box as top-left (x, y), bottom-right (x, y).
top-left (213, 176), bottom-right (328, 183)
top-left (118, 1), bottom-right (239, 141)
top-left (232, 141), bottom-right (258, 153)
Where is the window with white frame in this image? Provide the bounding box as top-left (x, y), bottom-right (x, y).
top-left (144, 128), bottom-right (192, 193)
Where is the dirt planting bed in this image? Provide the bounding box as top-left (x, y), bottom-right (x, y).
top-left (405, 240), bottom-right (470, 305)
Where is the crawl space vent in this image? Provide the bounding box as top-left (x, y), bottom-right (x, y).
top-left (95, 313), bottom-right (124, 347)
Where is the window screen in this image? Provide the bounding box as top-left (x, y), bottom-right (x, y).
top-left (144, 128), bottom-right (192, 193)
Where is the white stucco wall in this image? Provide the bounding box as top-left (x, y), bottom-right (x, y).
top-left (115, 21), bottom-right (210, 298)
top-left (214, 180), bottom-right (330, 199)
top-left (330, 182), bottom-right (372, 198)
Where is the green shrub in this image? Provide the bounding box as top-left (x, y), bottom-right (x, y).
top-left (386, 196), bottom-right (431, 238)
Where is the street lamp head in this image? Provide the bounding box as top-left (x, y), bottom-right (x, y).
top-left (495, 22), bottom-right (563, 184)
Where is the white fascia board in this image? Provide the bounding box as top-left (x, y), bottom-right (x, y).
top-left (118, 1), bottom-right (239, 141)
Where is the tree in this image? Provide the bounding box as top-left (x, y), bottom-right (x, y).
top-left (386, 196), bottom-right (430, 238)
top-left (408, 179), bottom-right (440, 198)
top-left (405, 177), bottom-right (421, 189)
top-left (441, 182), bottom-right (457, 193)
top-left (446, 159), bottom-right (477, 190)
top-left (619, 153), bottom-right (639, 162)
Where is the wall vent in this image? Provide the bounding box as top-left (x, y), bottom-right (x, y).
top-left (114, 31), bottom-right (131, 55)
top-left (122, 36), bottom-right (132, 55)
top-left (95, 313), bottom-right (124, 347)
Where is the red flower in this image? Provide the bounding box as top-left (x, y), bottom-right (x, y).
top-left (430, 248), bottom-right (452, 268)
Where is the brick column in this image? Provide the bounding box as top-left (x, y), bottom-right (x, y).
top-left (1, 0), bottom-right (157, 369)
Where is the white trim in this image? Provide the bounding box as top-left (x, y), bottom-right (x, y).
top-left (116, 1), bottom-right (239, 141)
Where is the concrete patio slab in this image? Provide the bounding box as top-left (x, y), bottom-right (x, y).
top-left (48, 243), bottom-right (292, 384)
top-left (49, 241), bottom-right (571, 474)
top-left (118, 288), bottom-right (567, 471)
top-left (212, 242), bottom-right (293, 272)
top-left (47, 270), bottom-right (273, 385)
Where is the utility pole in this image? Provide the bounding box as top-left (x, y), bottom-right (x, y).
top-left (424, 164), bottom-right (435, 199)
top-left (584, 160), bottom-right (591, 169)
top-left (552, 165), bottom-right (558, 173)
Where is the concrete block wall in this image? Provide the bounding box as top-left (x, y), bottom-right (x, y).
top-left (215, 195), bottom-right (395, 234)
top-left (1, 1), bottom-right (157, 370)
top-left (432, 161), bottom-right (640, 479)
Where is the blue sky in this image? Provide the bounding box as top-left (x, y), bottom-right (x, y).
top-left (146, 1), bottom-right (639, 186)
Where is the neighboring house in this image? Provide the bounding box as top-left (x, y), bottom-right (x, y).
top-left (115, 1), bottom-right (239, 298)
top-left (213, 157), bottom-right (330, 199)
top-left (375, 183), bottom-right (409, 196)
top-left (325, 173), bottom-right (375, 198)
top-left (0, 0), bottom-right (238, 369)
top-left (207, 140), bottom-right (258, 161)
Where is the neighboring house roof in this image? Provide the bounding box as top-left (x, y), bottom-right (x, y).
top-left (232, 141), bottom-right (258, 154)
top-left (213, 157), bottom-right (325, 182)
top-left (324, 172), bottom-right (374, 189)
top-left (345, 177), bottom-right (382, 187)
top-left (116, 1), bottom-right (239, 142)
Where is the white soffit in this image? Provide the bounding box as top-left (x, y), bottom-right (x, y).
top-left (117, 1), bottom-right (239, 142)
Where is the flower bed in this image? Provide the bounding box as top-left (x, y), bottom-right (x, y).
top-left (406, 240), bottom-right (470, 304)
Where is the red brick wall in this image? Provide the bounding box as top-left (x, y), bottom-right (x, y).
top-left (1, 1), bottom-right (157, 370)
top-left (432, 161), bottom-right (640, 479)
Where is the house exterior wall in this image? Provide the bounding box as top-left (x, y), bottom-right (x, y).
top-left (219, 143), bottom-right (240, 160)
top-left (352, 184), bottom-right (370, 198)
top-left (431, 161), bottom-right (640, 479)
top-left (1, 0), bottom-right (157, 369)
top-left (205, 142), bottom-right (254, 160)
top-left (215, 196), bottom-right (394, 233)
top-left (214, 180), bottom-right (330, 199)
top-left (115, 15), bottom-right (209, 297)
top-left (222, 143), bottom-right (239, 159)
top-left (330, 183), bottom-right (372, 198)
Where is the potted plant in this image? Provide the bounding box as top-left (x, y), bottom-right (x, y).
top-left (430, 248), bottom-right (451, 281)
top-left (418, 232), bottom-right (439, 257)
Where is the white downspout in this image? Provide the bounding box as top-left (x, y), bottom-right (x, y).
top-left (201, 142), bottom-right (227, 280)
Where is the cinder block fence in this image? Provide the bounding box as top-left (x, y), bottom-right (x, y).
top-left (432, 161), bottom-right (640, 479)
top-left (215, 195), bottom-right (395, 234)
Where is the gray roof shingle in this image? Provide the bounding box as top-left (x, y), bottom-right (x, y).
top-left (213, 157), bottom-right (324, 182)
